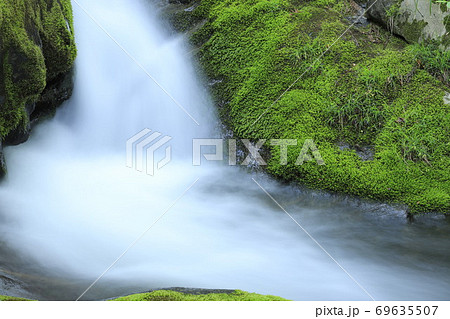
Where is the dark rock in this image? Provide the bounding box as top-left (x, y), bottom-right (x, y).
top-left (346, 1), bottom-right (369, 28)
top-left (353, 0), bottom-right (369, 6)
top-left (0, 96), bottom-right (4, 114)
top-left (3, 67), bottom-right (74, 146)
top-left (337, 142), bottom-right (375, 161)
top-left (0, 141), bottom-right (6, 178)
top-left (32, 68), bottom-right (75, 121)
top-left (366, 0), bottom-right (393, 28)
top-left (3, 120), bottom-right (31, 146)
top-left (168, 0), bottom-right (194, 4)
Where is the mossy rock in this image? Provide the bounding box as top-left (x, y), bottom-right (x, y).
top-left (112, 289), bottom-right (288, 301)
top-left (0, 289), bottom-right (287, 301)
top-left (0, 0), bottom-right (77, 143)
top-left (173, 0), bottom-right (450, 214)
top-left (368, 0), bottom-right (450, 50)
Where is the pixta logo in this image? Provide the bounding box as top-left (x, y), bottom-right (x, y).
top-left (193, 139), bottom-right (325, 166)
top-left (126, 129), bottom-right (172, 176)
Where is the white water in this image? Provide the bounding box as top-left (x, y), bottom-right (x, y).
top-left (1, 0), bottom-right (450, 300)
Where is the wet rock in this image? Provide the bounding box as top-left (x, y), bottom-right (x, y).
top-left (0, 271), bottom-right (34, 301)
top-left (32, 68), bottom-right (75, 121)
top-left (337, 142), bottom-right (375, 161)
top-left (3, 101), bottom-right (36, 146)
top-left (346, 1), bottom-right (370, 27)
top-left (0, 141), bottom-right (5, 178)
top-left (3, 122), bottom-right (31, 146)
top-left (366, 0), bottom-right (450, 49)
top-left (157, 0), bottom-right (204, 35)
top-left (168, 0), bottom-right (194, 4)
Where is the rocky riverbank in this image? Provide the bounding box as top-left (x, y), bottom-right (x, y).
top-left (1, 1), bottom-right (448, 211)
top-left (0, 288), bottom-right (288, 301)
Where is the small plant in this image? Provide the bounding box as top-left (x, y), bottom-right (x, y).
top-left (435, 0), bottom-right (450, 9)
top-left (391, 115), bottom-right (439, 165)
top-left (409, 43), bottom-right (450, 84)
top-left (385, 3), bottom-right (400, 34)
top-left (326, 90), bottom-right (386, 134)
top-left (290, 35), bottom-right (324, 74)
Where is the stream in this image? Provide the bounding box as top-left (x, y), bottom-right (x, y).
top-left (0, 0), bottom-right (449, 301)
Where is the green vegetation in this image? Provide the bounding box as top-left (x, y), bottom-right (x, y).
top-left (0, 295), bottom-right (32, 301)
top-left (112, 290), bottom-right (288, 301)
top-left (435, 0), bottom-right (450, 9)
top-left (0, 290), bottom-right (287, 301)
top-left (180, 0), bottom-right (450, 214)
top-left (410, 42), bottom-right (450, 83)
top-left (0, 0), bottom-right (76, 139)
top-left (386, 1), bottom-right (401, 34)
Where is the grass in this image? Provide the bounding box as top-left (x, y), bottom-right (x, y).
top-left (409, 42), bottom-right (450, 84)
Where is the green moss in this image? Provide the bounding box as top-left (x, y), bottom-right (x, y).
top-left (443, 15), bottom-right (450, 48)
top-left (112, 290), bottom-right (288, 301)
top-left (0, 295), bottom-right (32, 301)
top-left (183, 0), bottom-right (450, 214)
top-left (40, 0), bottom-right (77, 79)
top-left (397, 18), bottom-right (428, 43)
top-left (0, 290), bottom-right (287, 302)
top-left (164, 1), bottom-right (205, 34)
top-left (386, 2), bottom-right (401, 18)
top-left (445, 15), bottom-right (450, 30)
top-left (0, 0), bottom-right (76, 139)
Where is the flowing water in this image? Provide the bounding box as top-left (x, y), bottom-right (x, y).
top-left (0, 0), bottom-right (449, 301)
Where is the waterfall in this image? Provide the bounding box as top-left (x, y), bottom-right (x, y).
top-left (0, 0), bottom-right (449, 301)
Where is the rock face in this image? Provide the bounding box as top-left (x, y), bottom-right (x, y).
top-left (367, 0), bottom-right (450, 49)
top-left (0, 0), bottom-right (77, 155)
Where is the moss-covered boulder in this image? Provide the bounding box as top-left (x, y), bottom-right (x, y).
top-left (367, 0), bottom-right (450, 49)
top-left (0, 289), bottom-right (288, 301)
top-left (112, 289), bottom-right (288, 301)
top-left (167, 0), bottom-right (449, 214)
top-left (0, 0), bottom-right (76, 150)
